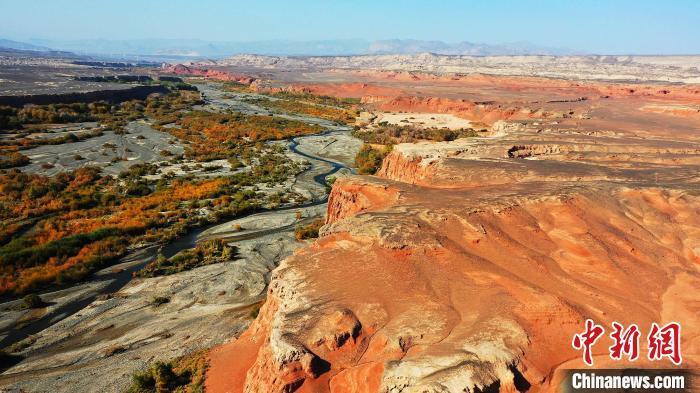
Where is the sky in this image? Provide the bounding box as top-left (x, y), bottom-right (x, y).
top-left (0, 0), bottom-right (699, 54)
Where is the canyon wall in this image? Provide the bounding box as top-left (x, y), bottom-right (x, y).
top-left (210, 54), bottom-right (700, 83)
top-left (161, 64), bottom-right (256, 84)
top-left (207, 128), bottom-right (700, 392)
top-left (204, 65), bottom-right (700, 393)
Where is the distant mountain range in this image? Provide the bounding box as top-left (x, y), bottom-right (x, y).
top-left (0, 38), bottom-right (79, 58)
top-left (0, 38), bottom-right (575, 59)
top-left (367, 39), bottom-right (574, 56)
top-left (0, 38), bottom-right (53, 52)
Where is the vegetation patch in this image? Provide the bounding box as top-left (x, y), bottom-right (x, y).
top-left (0, 103), bottom-right (100, 131)
top-left (220, 81), bottom-right (251, 93)
top-left (0, 141), bottom-right (308, 297)
top-left (354, 144), bottom-right (392, 175)
top-left (352, 123), bottom-right (478, 144)
top-left (0, 83), bottom-right (326, 298)
top-left (244, 95), bottom-right (358, 124)
top-left (266, 91), bottom-right (360, 109)
top-left (125, 349), bottom-right (208, 393)
top-left (157, 110), bottom-right (322, 162)
top-left (0, 89), bottom-right (202, 146)
top-left (294, 218), bottom-right (325, 240)
top-left (0, 151), bottom-right (30, 169)
top-left (137, 239), bottom-right (235, 278)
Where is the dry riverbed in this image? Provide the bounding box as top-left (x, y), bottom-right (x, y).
top-left (0, 82), bottom-right (361, 392)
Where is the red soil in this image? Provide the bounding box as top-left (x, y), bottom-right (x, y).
top-left (205, 70), bottom-right (700, 392)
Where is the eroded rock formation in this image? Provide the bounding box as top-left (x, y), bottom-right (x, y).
top-left (161, 64), bottom-right (256, 84)
top-left (206, 70), bottom-right (700, 392)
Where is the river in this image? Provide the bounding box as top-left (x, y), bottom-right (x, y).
top-left (0, 83), bottom-right (357, 351)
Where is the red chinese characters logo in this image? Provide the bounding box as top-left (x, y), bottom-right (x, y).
top-left (609, 322), bottom-right (640, 361)
top-left (572, 319), bottom-right (605, 366)
top-left (572, 320), bottom-right (682, 366)
top-left (648, 322), bottom-right (682, 365)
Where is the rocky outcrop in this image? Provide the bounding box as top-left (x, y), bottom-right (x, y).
top-left (161, 64), bottom-right (256, 84)
top-left (506, 144), bottom-right (562, 158)
top-left (208, 137), bottom-right (700, 393)
top-left (374, 150), bottom-right (429, 185)
top-left (205, 69), bottom-right (700, 393)
top-left (209, 173), bottom-right (700, 392)
top-left (375, 96), bottom-right (574, 125)
top-left (325, 178), bottom-right (400, 224)
top-left (207, 54), bottom-right (700, 83)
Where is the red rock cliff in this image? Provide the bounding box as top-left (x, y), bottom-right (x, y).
top-left (205, 77), bottom-right (700, 392)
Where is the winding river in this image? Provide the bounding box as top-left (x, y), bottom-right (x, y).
top-left (0, 84), bottom-right (357, 350)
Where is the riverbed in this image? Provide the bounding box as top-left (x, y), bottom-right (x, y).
top-left (0, 82), bottom-right (362, 392)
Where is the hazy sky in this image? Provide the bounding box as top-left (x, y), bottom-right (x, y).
top-left (1, 0), bottom-right (698, 54)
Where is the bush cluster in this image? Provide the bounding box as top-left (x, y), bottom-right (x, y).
top-left (136, 239), bottom-right (235, 278)
top-left (352, 124), bottom-right (478, 144)
top-left (294, 218), bottom-right (325, 241)
top-left (0, 152), bottom-right (30, 169)
top-left (354, 144), bottom-right (392, 175)
top-left (126, 350), bottom-right (208, 393)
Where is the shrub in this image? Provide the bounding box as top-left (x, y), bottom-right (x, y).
top-left (126, 350), bottom-right (208, 393)
top-left (325, 176), bottom-right (337, 193)
top-left (4, 336), bottom-right (36, 353)
top-left (0, 152), bottom-right (30, 169)
top-left (129, 362), bottom-right (183, 392)
top-left (137, 240), bottom-right (236, 278)
top-left (294, 218), bottom-right (325, 241)
top-left (151, 296), bottom-right (170, 307)
top-left (354, 144), bottom-right (391, 175)
top-left (21, 294), bottom-right (45, 309)
top-left (124, 181), bottom-right (152, 197)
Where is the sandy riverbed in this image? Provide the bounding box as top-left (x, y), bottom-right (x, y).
top-left (0, 83), bottom-right (361, 393)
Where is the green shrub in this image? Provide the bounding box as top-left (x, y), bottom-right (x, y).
top-left (325, 176), bottom-right (337, 193)
top-left (126, 350), bottom-right (208, 393)
top-left (352, 124), bottom-right (478, 144)
top-left (354, 144), bottom-right (392, 175)
top-left (21, 294), bottom-right (45, 309)
top-left (137, 240), bottom-right (236, 278)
